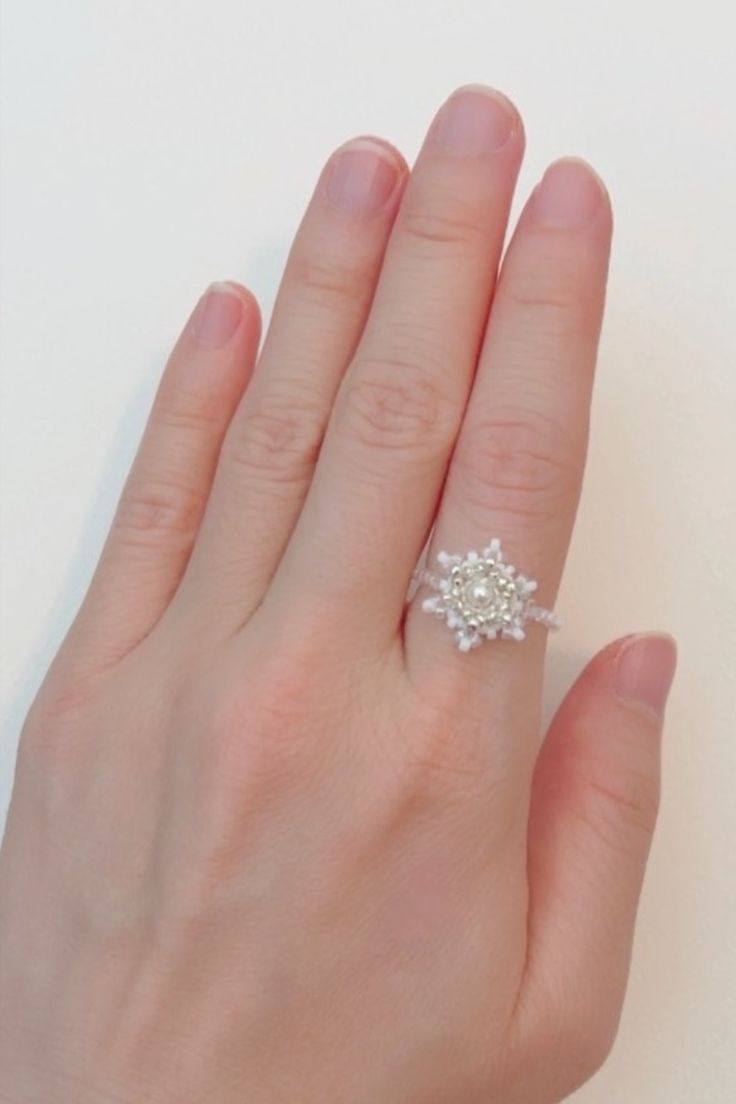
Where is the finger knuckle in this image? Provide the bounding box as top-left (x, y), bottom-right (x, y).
top-left (17, 675), bottom-right (100, 776)
top-left (288, 251), bottom-right (371, 311)
top-left (115, 477), bottom-right (205, 546)
top-left (579, 765), bottom-right (661, 857)
top-left (502, 265), bottom-right (591, 339)
top-left (405, 732), bottom-right (503, 809)
top-left (342, 353), bottom-right (457, 456)
top-left (399, 684), bottom-right (515, 808)
top-left (208, 650), bottom-right (326, 796)
top-left (225, 398), bottom-right (325, 486)
top-left (153, 382), bottom-right (230, 435)
top-left (453, 412), bottom-right (578, 523)
top-left (401, 193), bottom-right (481, 256)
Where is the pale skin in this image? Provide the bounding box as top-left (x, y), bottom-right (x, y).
top-left (0, 85), bottom-right (677, 1103)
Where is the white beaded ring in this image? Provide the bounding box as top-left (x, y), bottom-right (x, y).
top-left (419, 538), bottom-right (560, 652)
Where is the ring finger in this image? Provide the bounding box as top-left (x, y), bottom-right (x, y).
top-left (406, 157), bottom-right (613, 703)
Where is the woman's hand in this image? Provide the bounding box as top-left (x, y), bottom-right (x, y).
top-left (0, 85), bottom-right (675, 1103)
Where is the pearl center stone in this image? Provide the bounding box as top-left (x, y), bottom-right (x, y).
top-left (467, 579), bottom-right (494, 607)
top-left (447, 557), bottom-right (520, 629)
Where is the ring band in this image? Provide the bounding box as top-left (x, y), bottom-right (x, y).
top-left (419, 538), bottom-right (560, 651)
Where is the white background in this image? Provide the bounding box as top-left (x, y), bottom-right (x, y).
top-left (1, 1), bottom-right (735, 1099)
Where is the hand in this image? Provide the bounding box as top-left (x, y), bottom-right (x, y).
top-left (0, 85), bottom-right (676, 1103)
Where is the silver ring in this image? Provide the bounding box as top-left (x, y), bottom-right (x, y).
top-left (419, 538), bottom-right (560, 652)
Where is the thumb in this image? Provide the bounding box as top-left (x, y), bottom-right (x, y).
top-left (511, 633), bottom-right (677, 1090)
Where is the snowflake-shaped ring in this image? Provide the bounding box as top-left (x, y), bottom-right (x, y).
top-left (419, 538), bottom-right (560, 652)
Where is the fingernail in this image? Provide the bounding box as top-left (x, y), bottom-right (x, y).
top-left (191, 282), bottom-right (244, 349)
top-left (615, 633), bottom-right (677, 721)
top-left (324, 138), bottom-right (400, 217)
top-left (430, 85), bottom-right (517, 155)
top-left (531, 158), bottom-right (607, 227)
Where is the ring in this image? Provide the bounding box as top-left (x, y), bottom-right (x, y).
top-left (419, 538), bottom-right (560, 651)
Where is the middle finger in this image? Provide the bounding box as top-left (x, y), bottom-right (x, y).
top-left (268, 86), bottom-right (524, 646)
